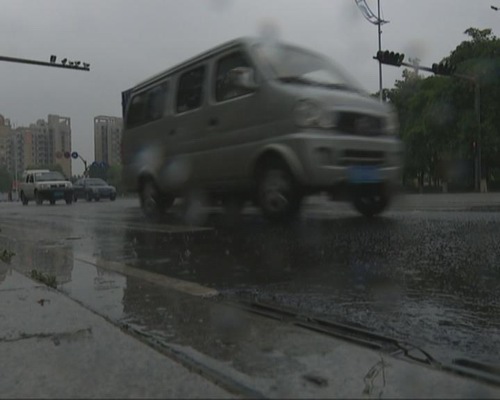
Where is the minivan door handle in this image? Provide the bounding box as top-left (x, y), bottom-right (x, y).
top-left (208, 118), bottom-right (219, 127)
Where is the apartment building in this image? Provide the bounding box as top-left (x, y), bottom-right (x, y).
top-left (94, 116), bottom-right (122, 167)
top-left (5, 114), bottom-right (72, 178)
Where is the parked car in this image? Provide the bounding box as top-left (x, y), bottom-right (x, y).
top-left (19, 169), bottom-right (73, 205)
top-left (73, 178), bottom-right (117, 202)
top-left (121, 37), bottom-right (402, 220)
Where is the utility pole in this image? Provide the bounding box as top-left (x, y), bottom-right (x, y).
top-left (475, 81), bottom-right (482, 192)
top-left (377, 0), bottom-right (383, 101)
top-left (354, 0), bottom-right (389, 102)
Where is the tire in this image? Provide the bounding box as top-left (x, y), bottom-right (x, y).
top-left (352, 185), bottom-right (390, 217)
top-left (73, 195), bottom-right (78, 203)
top-left (86, 192), bottom-right (93, 202)
top-left (20, 192), bottom-right (28, 206)
top-left (110, 194), bottom-right (116, 201)
top-left (139, 178), bottom-right (174, 218)
top-left (65, 195), bottom-right (73, 205)
top-left (35, 191), bottom-right (43, 206)
top-left (221, 194), bottom-right (245, 222)
top-left (49, 199), bottom-right (56, 205)
top-left (95, 196), bottom-right (100, 202)
top-left (256, 158), bottom-right (302, 222)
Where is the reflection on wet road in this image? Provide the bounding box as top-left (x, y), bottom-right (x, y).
top-left (0, 198), bottom-right (499, 367)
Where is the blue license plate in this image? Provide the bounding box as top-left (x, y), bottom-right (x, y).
top-left (53, 191), bottom-right (64, 198)
top-left (348, 166), bottom-right (381, 183)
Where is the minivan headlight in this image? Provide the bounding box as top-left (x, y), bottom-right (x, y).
top-left (294, 100), bottom-right (336, 129)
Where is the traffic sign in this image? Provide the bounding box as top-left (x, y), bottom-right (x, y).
top-left (64, 151), bottom-right (71, 159)
top-left (71, 151), bottom-right (79, 159)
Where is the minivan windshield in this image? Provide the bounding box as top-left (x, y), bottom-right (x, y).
top-left (254, 44), bottom-right (360, 92)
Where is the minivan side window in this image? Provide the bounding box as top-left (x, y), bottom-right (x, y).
top-left (176, 66), bottom-right (205, 113)
top-left (126, 83), bottom-right (168, 128)
top-left (215, 52), bottom-right (253, 102)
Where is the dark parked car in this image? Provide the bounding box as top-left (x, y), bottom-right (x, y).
top-left (73, 178), bottom-right (116, 202)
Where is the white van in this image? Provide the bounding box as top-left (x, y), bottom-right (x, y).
top-left (121, 37), bottom-right (402, 221)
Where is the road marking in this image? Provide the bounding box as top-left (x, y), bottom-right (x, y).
top-left (75, 256), bottom-right (219, 298)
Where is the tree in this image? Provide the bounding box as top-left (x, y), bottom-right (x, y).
top-left (0, 167), bottom-right (12, 192)
top-left (106, 165), bottom-right (123, 194)
top-left (388, 27), bottom-right (500, 190)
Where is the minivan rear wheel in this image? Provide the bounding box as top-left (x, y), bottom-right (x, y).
top-left (257, 160), bottom-right (302, 222)
top-left (139, 178), bottom-right (174, 218)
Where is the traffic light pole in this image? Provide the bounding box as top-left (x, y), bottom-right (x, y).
top-left (377, 0), bottom-right (383, 101)
top-left (0, 55), bottom-right (89, 71)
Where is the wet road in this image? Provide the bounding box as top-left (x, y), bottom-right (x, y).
top-left (0, 196), bottom-right (499, 368)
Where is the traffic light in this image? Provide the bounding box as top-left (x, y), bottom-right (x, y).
top-left (376, 50), bottom-right (405, 67)
top-left (431, 61), bottom-right (456, 76)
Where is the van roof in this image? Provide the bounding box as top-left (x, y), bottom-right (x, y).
top-left (23, 169), bottom-right (50, 175)
top-left (129, 36), bottom-right (261, 92)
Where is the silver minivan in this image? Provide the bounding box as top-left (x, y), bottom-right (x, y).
top-left (121, 37), bottom-right (402, 221)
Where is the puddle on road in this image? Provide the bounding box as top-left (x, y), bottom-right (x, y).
top-left (59, 260), bottom-right (127, 321)
top-left (0, 213), bottom-right (499, 370)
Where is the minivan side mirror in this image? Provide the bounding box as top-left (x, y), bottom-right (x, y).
top-left (227, 67), bottom-right (258, 90)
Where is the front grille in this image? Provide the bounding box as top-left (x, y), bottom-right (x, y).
top-left (338, 149), bottom-right (385, 166)
top-left (337, 112), bottom-right (384, 137)
top-left (49, 184), bottom-right (66, 188)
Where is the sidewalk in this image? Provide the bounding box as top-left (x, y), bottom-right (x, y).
top-left (0, 270), bottom-right (233, 399)
top-left (2, 263), bottom-right (500, 399)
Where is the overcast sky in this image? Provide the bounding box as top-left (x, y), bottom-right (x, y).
top-left (1, 0), bottom-right (499, 174)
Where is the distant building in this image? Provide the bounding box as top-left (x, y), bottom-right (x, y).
top-left (4, 114), bottom-right (72, 178)
top-left (94, 116), bottom-right (123, 167)
top-left (48, 114), bottom-right (72, 177)
top-left (0, 115), bottom-right (11, 172)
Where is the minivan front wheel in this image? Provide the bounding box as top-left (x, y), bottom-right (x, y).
top-left (257, 162), bottom-right (302, 222)
top-left (352, 185), bottom-right (389, 217)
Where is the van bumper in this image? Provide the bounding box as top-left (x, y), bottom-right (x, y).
top-left (292, 131), bottom-right (403, 189)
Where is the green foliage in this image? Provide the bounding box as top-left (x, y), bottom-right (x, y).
top-left (388, 27), bottom-right (500, 190)
top-left (0, 249), bottom-right (15, 264)
top-left (0, 167), bottom-right (13, 192)
top-left (106, 165), bottom-right (124, 194)
top-left (30, 269), bottom-right (58, 289)
top-left (88, 163), bottom-right (107, 180)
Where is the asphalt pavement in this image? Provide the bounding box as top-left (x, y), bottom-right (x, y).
top-left (1, 193), bottom-right (500, 397)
